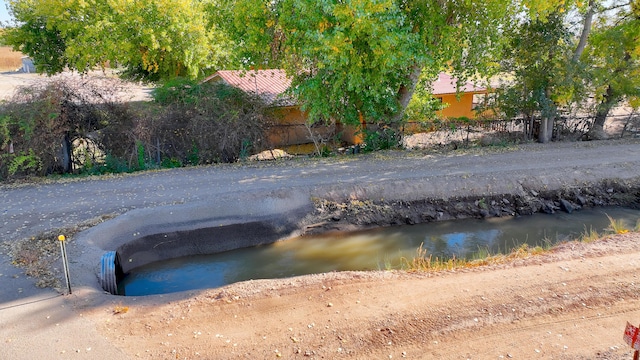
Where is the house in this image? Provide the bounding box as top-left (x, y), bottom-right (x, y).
top-left (202, 69), bottom-right (292, 105)
top-left (203, 69), bottom-right (488, 152)
top-left (203, 69), bottom-right (332, 153)
top-left (431, 72), bottom-right (488, 119)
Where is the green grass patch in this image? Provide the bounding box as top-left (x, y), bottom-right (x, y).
top-left (401, 214), bottom-right (638, 272)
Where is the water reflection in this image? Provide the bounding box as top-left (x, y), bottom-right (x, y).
top-left (119, 207), bottom-right (640, 296)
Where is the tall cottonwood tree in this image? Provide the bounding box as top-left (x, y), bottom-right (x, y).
top-left (489, 0), bottom-right (639, 142)
top-left (222, 0), bottom-right (564, 129)
top-left (493, 11), bottom-right (574, 142)
top-left (582, 0), bottom-right (640, 138)
top-left (5, 0), bottom-right (231, 79)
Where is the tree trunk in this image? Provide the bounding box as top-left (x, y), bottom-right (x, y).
top-left (572, 0), bottom-right (594, 62)
top-left (538, 88), bottom-right (555, 143)
top-left (61, 132), bottom-right (73, 173)
top-left (390, 64), bottom-right (422, 126)
top-left (538, 117), bottom-right (554, 143)
top-left (589, 84), bottom-right (617, 140)
top-left (588, 50), bottom-right (630, 139)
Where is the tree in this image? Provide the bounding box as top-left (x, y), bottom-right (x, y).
top-left (224, 0), bottom-right (561, 132)
top-left (582, 1), bottom-right (640, 139)
top-left (5, 0), bottom-right (231, 80)
top-left (492, 10), bottom-right (575, 142)
top-left (491, 0), bottom-right (639, 142)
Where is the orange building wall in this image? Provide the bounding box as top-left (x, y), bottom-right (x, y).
top-left (436, 93), bottom-right (480, 119)
top-left (266, 106), bottom-right (336, 153)
top-left (264, 92), bottom-right (488, 152)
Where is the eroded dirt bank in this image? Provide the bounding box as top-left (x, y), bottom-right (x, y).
top-left (303, 178), bottom-right (640, 235)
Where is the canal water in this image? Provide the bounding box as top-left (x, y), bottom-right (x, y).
top-left (118, 207), bottom-right (640, 296)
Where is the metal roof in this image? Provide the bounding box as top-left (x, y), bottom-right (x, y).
top-left (203, 69), bottom-right (292, 105)
top-left (203, 70), bottom-right (485, 104)
top-left (431, 73), bottom-right (486, 95)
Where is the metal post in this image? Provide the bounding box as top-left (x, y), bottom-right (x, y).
top-left (58, 235), bottom-right (72, 295)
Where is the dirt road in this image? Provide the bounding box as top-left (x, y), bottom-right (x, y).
top-left (2, 139), bottom-right (640, 359)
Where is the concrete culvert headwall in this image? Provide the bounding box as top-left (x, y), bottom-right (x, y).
top-left (117, 220), bottom-right (298, 274)
top-left (87, 190), bottom-right (315, 295)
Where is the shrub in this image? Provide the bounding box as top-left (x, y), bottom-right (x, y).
top-left (361, 126), bottom-right (402, 152)
top-left (0, 75), bottom-right (136, 178)
top-left (150, 80), bottom-right (272, 164)
top-left (0, 75), bottom-right (274, 180)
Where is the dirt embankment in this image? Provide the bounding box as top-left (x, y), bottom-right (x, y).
top-left (303, 178), bottom-right (640, 235)
top-left (92, 232), bottom-right (640, 360)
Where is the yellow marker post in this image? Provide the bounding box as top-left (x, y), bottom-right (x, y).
top-left (58, 235), bottom-right (72, 295)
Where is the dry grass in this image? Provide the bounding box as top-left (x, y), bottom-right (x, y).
top-left (580, 225), bottom-right (601, 242)
top-left (605, 213), bottom-right (630, 234)
top-left (2, 213), bottom-right (117, 289)
top-left (0, 46), bottom-right (23, 71)
top-left (400, 242), bottom-right (544, 272)
top-left (403, 215), bottom-right (640, 272)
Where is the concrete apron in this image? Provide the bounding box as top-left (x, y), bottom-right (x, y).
top-left (82, 189), bottom-right (314, 295)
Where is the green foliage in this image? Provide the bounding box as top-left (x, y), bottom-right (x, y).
top-left (361, 127), bottom-right (401, 152)
top-left (0, 76), bottom-right (137, 177)
top-left (5, 0), bottom-right (231, 80)
top-left (238, 139), bottom-right (253, 161)
top-left (405, 74), bottom-right (446, 124)
top-left (2, 5), bottom-right (67, 74)
top-left (0, 115), bottom-right (10, 147)
top-left (152, 81), bottom-right (271, 164)
top-left (226, 0), bottom-right (535, 131)
top-left (281, 0), bottom-right (418, 126)
top-left (153, 78), bottom-right (203, 105)
top-left (492, 11), bottom-right (573, 119)
top-left (186, 142), bottom-right (199, 166)
top-left (490, 0), bottom-right (639, 139)
top-left (0, 75), bottom-right (271, 179)
top-left (8, 149), bottom-right (41, 176)
top-left (160, 157), bottom-right (182, 169)
top-left (135, 141), bottom-right (146, 171)
top-left (582, 5), bottom-right (640, 112)
top-left (102, 154), bottom-right (131, 174)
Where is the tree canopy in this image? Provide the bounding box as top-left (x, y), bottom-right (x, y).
top-left (583, 0), bottom-right (640, 137)
top-left (487, 0), bottom-right (640, 140)
top-left (222, 0), bottom-right (525, 126)
top-left (4, 0), bottom-right (231, 79)
top-left (5, 0), bottom-right (638, 139)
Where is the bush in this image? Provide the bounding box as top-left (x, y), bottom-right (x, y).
top-left (361, 126), bottom-right (402, 152)
top-left (0, 75), bottom-right (136, 178)
top-left (0, 76), bottom-right (273, 180)
top-left (150, 80), bottom-right (272, 164)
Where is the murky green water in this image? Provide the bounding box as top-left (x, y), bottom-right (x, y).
top-left (118, 207), bottom-right (640, 296)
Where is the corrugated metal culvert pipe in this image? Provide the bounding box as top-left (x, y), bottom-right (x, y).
top-left (100, 251), bottom-right (119, 295)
